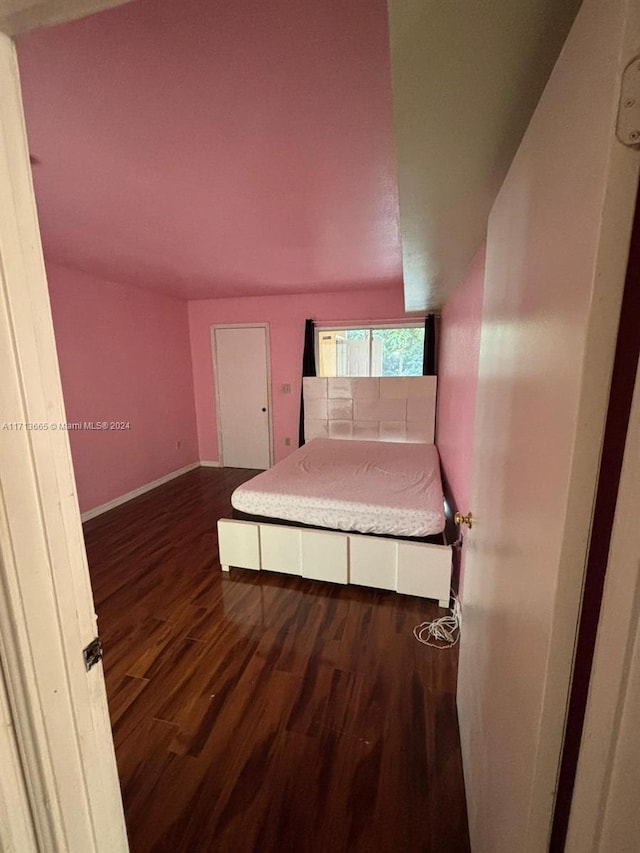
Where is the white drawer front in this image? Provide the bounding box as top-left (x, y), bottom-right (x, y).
top-left (217, 519), bottom-right (261, 571)
top-left (260, 524), bottom-right (302, 575)
top-left (349, 536), bottom-right (397, 590)
top-left (396, 541), bottom-right (451, 600)
top-left (301, 530), bottom-right (348, 584)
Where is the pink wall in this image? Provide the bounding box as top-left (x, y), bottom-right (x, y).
top-left (47, 263), bottom-right (199, 514)
top-left (436, 245), bottom-right (486, 586)
top-left (18, 0), bottom-right (400, 301)
top-left (188, 285), bottom-right (408, 464)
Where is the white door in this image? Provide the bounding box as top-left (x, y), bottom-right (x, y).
top-left (456, 1), bottom-right (640, 851)
top-left (212, 325), bottom-right (272, 469)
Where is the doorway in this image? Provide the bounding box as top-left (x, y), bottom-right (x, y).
top-left (211, 324), bottom-right (273, 469)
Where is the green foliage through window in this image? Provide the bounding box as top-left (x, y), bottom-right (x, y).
top-left (373, 328), bottom-right (424, 376)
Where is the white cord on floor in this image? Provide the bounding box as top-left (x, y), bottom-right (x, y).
top-left (413, 592), bottom-right (461, 649)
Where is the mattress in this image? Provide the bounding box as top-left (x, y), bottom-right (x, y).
top-left (231, 438), bottom-right (445, 537)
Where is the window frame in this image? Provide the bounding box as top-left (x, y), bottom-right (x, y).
top-left (314, 320), bottom-right (425, 378)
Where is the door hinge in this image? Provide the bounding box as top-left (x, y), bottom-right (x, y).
top-left (83, 636), bottom-right (103, 671)
top-left (617, 56), bottom-right (640, 147)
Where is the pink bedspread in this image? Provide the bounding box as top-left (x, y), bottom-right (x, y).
top-left (231, 438), bottom-right (445, 537)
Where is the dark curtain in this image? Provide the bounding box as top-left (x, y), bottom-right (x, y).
top-left (299, 319), bottom-right (317, 446)
top-left (422, 314), bottom-right (436, 375)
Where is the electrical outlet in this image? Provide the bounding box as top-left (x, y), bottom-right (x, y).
top-left (284, 437), bottom-right (291, 446)
top-left (281, 383), bottom-right (291, 394)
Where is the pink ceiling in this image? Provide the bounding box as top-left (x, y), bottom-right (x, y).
top-left (17, 0), bottom-right (402, 300)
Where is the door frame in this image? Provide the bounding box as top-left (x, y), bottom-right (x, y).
top-left (565, 351), bottom-right (640, 850)
top-left (0, 30), bottom-right (128, 852)
top-left (553, 155), bottom-right (640, 850)
top-left (210, 322), bottom-right (274, 468)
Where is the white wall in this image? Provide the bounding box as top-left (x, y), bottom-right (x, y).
top-left (387, 0), bottom-right (580, 310)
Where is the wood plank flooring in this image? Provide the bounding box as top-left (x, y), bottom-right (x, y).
top-left (84, 467), bottom-right (470, 853)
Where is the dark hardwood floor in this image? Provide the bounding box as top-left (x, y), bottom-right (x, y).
top-left (83, 467), bottom-right (470, 853)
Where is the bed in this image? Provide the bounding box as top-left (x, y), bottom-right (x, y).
top-left (217, 376), bottom-right (452, 607)
top-left (231, 438), bottom-right (445, 537)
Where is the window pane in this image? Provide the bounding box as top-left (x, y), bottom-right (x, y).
top-left (319, 329), bottom-right (371, 376)
top-left (318, 331), bottom-right (340, 377)
top-left (339, 329), bottom-right (370, 376)
top-left (316, 326), bottom-right (424, 377)
top-left (372, 327), bottom-right (425, 376)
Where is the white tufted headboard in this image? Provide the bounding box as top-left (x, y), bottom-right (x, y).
top-left (303, 376), bottom-right (437, 444)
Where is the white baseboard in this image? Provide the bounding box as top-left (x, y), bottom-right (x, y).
top-left (200, 460), bottom-right (222, 467)
top-left (81, 462), bottom-right (200, 522)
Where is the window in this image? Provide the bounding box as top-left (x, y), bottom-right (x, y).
top-left (316, 323), bottom-right (425, 377)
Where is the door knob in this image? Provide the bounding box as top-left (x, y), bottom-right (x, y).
top-left (261, 407), bottom-right (267, 412)
top-left (454, 511), bottom-right (473, 529)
